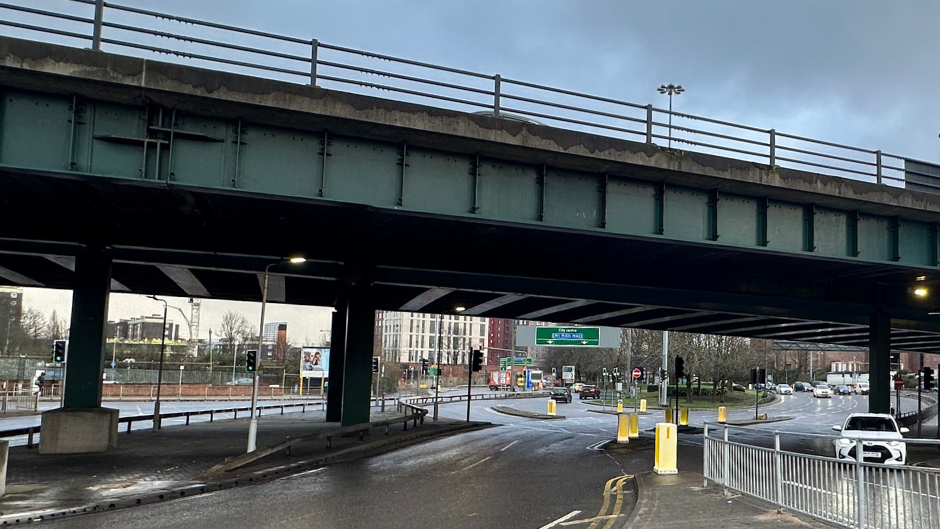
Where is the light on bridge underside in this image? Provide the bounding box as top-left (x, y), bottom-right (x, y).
top-left (914, 287), bottom-right (929, 297)
top-left (288, 256), bottom-right (307, 264)
top-left (455, 306), bottom-right (466, 312)
top-left (917, 275), bottom-right (927, 281)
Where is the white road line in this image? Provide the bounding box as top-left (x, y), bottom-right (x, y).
top-left (559, 514), bottom-right (621, 526)
top-left (538, 510), bottom-right (582, 529)
top-left (501, 440), bottom-right (519, 451)
top-left (451, 456), bottom-right (492, 474)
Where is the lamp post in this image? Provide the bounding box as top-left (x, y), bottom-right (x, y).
top-left (657, 83), bottom-right (684, 148)
top-left (247, 256), bottom-right (306, 453)
top-left (148, 295), bottom-right (168, 431)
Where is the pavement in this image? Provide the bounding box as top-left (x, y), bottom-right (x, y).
top-left (0, 405), bottom-right (482, 524)
top-left (626, 472), bottom-right (832, 528)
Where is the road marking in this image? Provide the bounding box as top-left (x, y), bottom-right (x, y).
top-left (587, 476), bottom-right (631, 529)
top-left (537, 510), bottom-right (582, 529)
top-left (602, 476), bottom-right (632, 529)
top-left (558, 514), bottom-right (619, 526)
top-left (451, 456), bottom-right (491, 474)
top-left (500, 440), bottom-right (519, 451)
top-left (586, 440), bottom-right (609, 451)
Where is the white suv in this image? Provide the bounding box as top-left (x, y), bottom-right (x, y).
top-left (832, 413), bottom-right (908, 465)
top-left (813, 384), bottom-right (832, 398)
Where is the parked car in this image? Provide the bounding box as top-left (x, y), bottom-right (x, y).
top-left (856, 383), bottom-right (870, 395)
top-left (579, 385), bottom-right (600, 400)
top-left (776, 384), bottom-right (793, 395)
top-left (834, 385), bottom-right (852, 396)
top-left (832, 413), bottom-right (908, 465)
top-left (550, 387), bottom-right (572, 403)
top-left (732, 383), bottom-right (746, 392)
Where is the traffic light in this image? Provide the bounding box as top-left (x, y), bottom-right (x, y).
top-left (758, 368), bottom-right (766, 384)
top-left (471, 348), bottom-right (483, 372)
top-left (421, 358), bottom-right (429, 375)
top-left (246, 349), bottom-right (257, 372)
top-left (924, 367), bottom-right (935, 390)
top-left (52, 340), bottom-right (66, 362)
top-left (890, 352), bottom-right (901, 366)
top-left (371, 356), bottom-right (379, 374)
top-left (674, 356), bottom-right (685, 380)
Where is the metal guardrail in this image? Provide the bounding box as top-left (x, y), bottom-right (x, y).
top-left (0, 0), bottom-right (917, 188)
top-left (704, 422), bottom-right (940, 529)
top-left (397, 390), bottom-right (549, 410)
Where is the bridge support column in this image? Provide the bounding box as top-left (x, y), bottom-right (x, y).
top-left (325, 292), bottom-right (348, 422)
top-left (340, 283), bottom-right (376, 426)
top-left (40, 250), bottom-right (119, 454)
top-left (868, 310), bottom-right (891, 414)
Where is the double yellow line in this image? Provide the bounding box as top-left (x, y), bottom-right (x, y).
top-left (585, 475), bottom-right (633, 529)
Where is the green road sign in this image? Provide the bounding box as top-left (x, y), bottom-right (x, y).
top-left (429, 367), bottom-right (438, 377)
top-left (535, 327), bottom-right (600, 346)
top-left (525, 358), bottom-right (533, 365)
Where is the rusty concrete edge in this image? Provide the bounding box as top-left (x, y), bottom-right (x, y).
top-left (0, 421), bottom-right (491, 525)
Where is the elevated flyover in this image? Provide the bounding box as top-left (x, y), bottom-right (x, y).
top-left (1, 3), bottom-right (940, 446)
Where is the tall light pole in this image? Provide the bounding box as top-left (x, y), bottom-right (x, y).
top-left (148, 295), bottom-right (168, 431)
top-left (657, 83), bottom-right (684, 148)
top-left (247, 256), bottom-right (306, 453)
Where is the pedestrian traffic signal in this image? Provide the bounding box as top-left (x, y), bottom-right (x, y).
top-left (471, 349), bottom-right (483, 372)
top-left (674, 356), bottom-right (685, 380)
top-left (420, 358), bottom-right (429, 375)
top-left (246, 350), bottom-right (257, 372)
top-left (371, 356), bottom-right (380, 374)
top-left (924, 367), bottom-right (935, 390)
top-left (52, 340), bottom-right (66, 363)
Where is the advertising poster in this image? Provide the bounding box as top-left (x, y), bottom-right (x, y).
top-left (301, 347), bottom-right (330, 379)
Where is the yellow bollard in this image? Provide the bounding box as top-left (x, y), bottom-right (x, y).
top-left (653, 423), bottom-right (678, 475)
top-left (547, 399), bottom-right (556, 416)
top-left (617, 399), bottom-right (623, 413)
top-left (628, 412), bottom-right (640, 438)
top-left (679, 408), bottom-right (689, 426)
top-left (665, 409), bottom-right (672, 423)
top-left (639, 399), bottom-right (647, 412)
top-left (718, 406), bottom-right (727, 423)
top-left (617, 413), bottom-right (630, 444)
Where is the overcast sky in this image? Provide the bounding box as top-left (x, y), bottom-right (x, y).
top-left (7, 0), bottom-right (940, 338)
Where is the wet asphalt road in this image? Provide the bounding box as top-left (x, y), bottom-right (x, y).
top-left (39, 389), bottom-right (925, 528)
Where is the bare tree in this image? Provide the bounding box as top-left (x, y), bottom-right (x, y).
top-left (47, 310), bottom-right (69, 341)
top-left (219, 311), bottom-right (251, 358)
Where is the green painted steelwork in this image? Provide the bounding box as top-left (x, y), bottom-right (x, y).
top-left (63, 251), bottom-right (111, 409)
top-left (2, 88), bottom-right (940, 271)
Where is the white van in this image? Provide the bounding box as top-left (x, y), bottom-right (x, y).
top-left (856, 383), bottom-right (869, 395)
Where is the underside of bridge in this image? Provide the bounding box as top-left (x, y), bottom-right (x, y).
top-left (2, 36), bottom-right (940, 450)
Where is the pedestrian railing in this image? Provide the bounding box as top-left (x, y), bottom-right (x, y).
top-left (0, 1), bottom-right (927, 189)
top-left (0, 394), bottom-right (38, 413)
top-left (704, 422), bottom-right (940, 529)
top-left (397, 390), bottom-right (548, 411)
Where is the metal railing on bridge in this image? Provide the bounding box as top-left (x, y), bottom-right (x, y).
top-left (704, 422), bottom-right (940, 529)
top-left (0, 0), bottom-right (929, 190)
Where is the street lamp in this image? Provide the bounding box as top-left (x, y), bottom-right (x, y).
top-left (657, 83), bottom-right (685, 148)
top-left (148, 295), bottom-right (168, 431)
top-left (247, 256), bottom-right (306, 453)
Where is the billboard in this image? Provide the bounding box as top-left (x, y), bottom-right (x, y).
top-left (301, 347), bottom-right (330, 379)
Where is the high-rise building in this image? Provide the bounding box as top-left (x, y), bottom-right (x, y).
top-left (379, 311), bottom-right (487, 366)
top-left (0, 287), bottom-right (23, 356)
top-left (486, 318), bottom-right (518, 367)
top-left (262, 322), bottom-right (288, 363)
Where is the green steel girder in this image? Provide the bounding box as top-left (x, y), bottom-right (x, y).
top-left (2, 88), bottom-right (940, 271)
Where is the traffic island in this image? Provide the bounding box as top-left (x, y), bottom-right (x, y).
top-left (723, 416), bottom-right (795, 426)
top-left (490, 406), bottom-right (565, 420)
